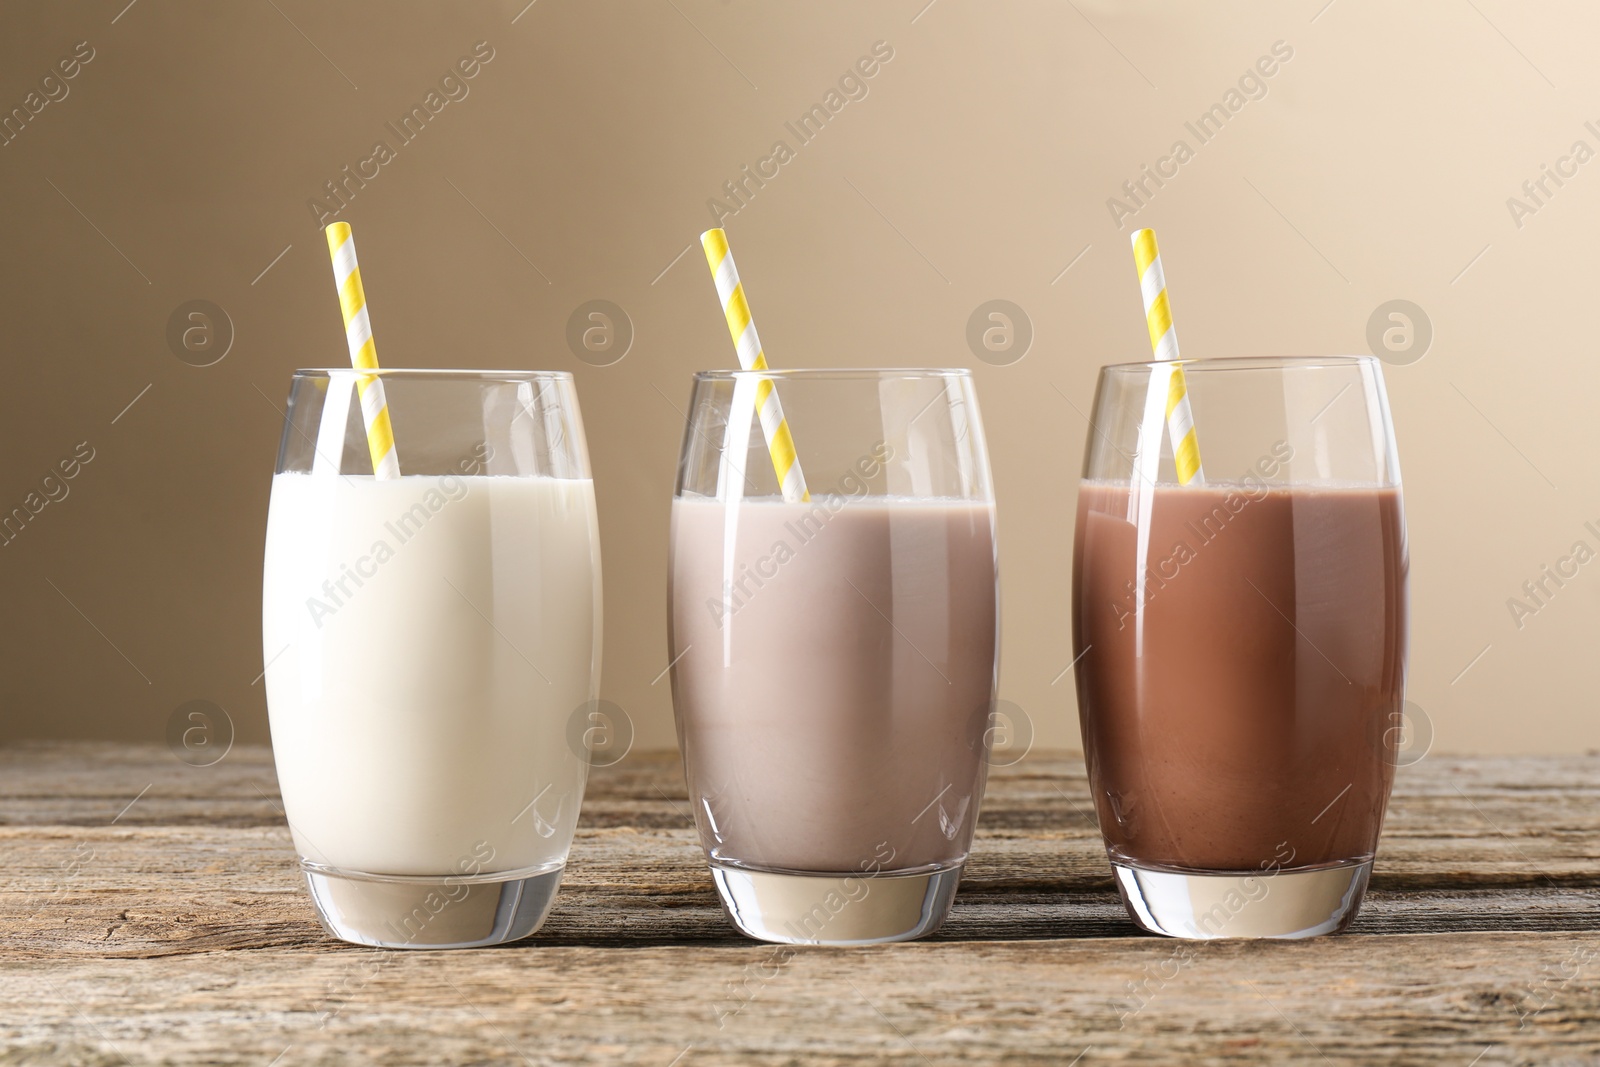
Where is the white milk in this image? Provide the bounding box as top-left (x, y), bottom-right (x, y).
top-left (263, 473), bottom-right (601, 876)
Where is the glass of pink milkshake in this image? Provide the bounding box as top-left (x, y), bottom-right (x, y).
top-left (668, 369), bottom-right (999, 945)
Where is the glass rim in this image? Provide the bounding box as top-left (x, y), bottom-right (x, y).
top-left (1098, 355), bottom-right (1378, 375)
top-left (692, 367), bottom-right (973, 381)
top-left (292, 368), bottom-right (574, 382)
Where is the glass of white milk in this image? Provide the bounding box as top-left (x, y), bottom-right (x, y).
top-left (262, 370), bottom-right (602, 948)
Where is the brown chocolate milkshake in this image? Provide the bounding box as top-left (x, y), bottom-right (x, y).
top-left (1072, 480), bottom-right (1407, 872)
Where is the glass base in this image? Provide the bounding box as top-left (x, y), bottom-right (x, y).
top-left (302, 861), bottom-right (564, 949)
top-left (1112, 859), bottom-right (1372, 940)
top-left (709, 861), bottom-right (962, 946)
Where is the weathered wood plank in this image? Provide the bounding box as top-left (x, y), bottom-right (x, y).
top-left (4, 743), bottom-right (1599, 1063)
top-left (2, 933), bottom-right (1597, 1065)
top-left (5, 747), bottom-right (1600, 896)
top-left (3, 805), bottom-right (1599, 959)
top-left (3, 817), bottom-right (1598, 961)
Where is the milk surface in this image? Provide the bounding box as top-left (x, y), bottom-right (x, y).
top-left (263, 473), bottom-right (601, 876)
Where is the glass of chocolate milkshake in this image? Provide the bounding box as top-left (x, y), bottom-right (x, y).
top-left (669, 369), bottom-right (999, 945)
top-left (1073, 355), bottom-right (1407, 939)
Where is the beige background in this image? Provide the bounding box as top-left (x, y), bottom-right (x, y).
top-left (0, 0), bottom-right (1594, 754)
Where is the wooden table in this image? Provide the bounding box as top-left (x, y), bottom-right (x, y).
top-left (2, 743), bottom-right (1597, 1065)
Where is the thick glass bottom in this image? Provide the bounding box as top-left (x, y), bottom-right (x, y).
top-left (709, 861), bottom-right (963, 946)
top-left (1112, 858), bottom-right (1372, 940)
top-left (302, 861), bottom-right (564, 949)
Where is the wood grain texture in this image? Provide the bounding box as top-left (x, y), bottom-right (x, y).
top-left (2, 743), bottom-right (1598, 1064)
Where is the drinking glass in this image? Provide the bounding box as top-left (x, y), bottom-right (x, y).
top-left (668, 369), bottom-right (1000, 945)
top-left (263, 369), bottom-right (602, 948)
top-left (1073, 355), bottom-right (1407, 939)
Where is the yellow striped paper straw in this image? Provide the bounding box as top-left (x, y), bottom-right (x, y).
top-left (700, 228), bottom-right (810, 503)
top-left (325, 223), bottom-right (400, 480)
top-left (1131, 229), bottom-right (1204, 485)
